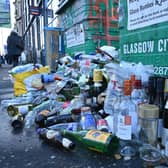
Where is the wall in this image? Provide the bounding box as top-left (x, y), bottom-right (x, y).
top-left (120, 0), bottom-right (168, 76)
top-left (58, 0), bottom-right (119, 55)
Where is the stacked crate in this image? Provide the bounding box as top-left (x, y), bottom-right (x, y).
top-left (57, 0), bottom-right (119, 55)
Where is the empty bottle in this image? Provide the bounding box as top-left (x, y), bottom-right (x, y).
top-left (11, 114), bottom-right (24, 129)
top-left (117, 79), bottom-right (138, 140)
top-left (37, 128), bottom-right (75, 150)
top-left (7, 103), bottom-right (34, 117)
top-left (61, 129), bottom-right (119, 154)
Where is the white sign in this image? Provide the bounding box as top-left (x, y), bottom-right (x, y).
top-left (66, 24), bottom-right (85, 48)
top-left (127, 0), bottom-right (168, 30)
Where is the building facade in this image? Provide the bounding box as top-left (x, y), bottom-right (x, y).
top-left (13, 0), bottom-right (61, 68)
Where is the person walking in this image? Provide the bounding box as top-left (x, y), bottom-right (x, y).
top-left (7, 31), bottom-right (24, 67)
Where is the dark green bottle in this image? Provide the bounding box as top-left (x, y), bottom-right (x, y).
top-left (61, 129), bottom-right (119, 154)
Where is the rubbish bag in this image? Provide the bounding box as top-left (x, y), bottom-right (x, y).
top-left (11, 66), bottom-right (50, 96)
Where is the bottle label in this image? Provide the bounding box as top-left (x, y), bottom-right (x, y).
top-left (117, 115), bottom-right (132, 140)
top-left (93, 69), bottom-right (103, 82)
top-left (80, 114), bottom-right (96, 130)
top-left (84, 130), bottom-right (110, 143)
top-left (46, 130), bottom-right (58, 139)
top-left (18, 105), bottom-right (29, 115)
top-left (62, 138), bottom-right (72, 149)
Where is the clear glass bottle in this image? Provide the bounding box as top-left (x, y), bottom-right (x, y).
top-left (103, 74), bottom-right (118, 115)
top-left (113, 88), bottom-right (123, 136)
top-left (117, 79), bottom-right (138, 140)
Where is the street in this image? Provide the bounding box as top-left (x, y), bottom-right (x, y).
top-left (0, 64), bottom-right (143, 168)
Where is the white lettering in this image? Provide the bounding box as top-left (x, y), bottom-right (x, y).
top-left (130, 44), bottom-right (134, 53)
top-left (143, 42), bottom-right (147, 53)
top-left (134, 43), bottom-right (138, 53)
top-left (123, 41), bottom-right (154, 54)
top-left (123, 44), bottom-right (127, 54)
top-left (158, 39), bottom-right (168, 52)
top-left (147, 41), bottom-right (154, 52)
top-left (158, 39), bottom-right (163, 52)
top-left (138, 43), bottom-right (142, 53)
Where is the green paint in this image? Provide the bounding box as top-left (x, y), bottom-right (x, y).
top-left (120, 0), bottom-right (168, 76)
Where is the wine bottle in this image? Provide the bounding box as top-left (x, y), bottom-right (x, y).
top-left (37, 128), bottom-right (75, 150)
top-left (11, 114), bottom-right (24, 129)
top-left (148, 76), bottom-right (157, 104)
top-left (36, 114), bottom-right (74, 128)
top-left (154, 77), bottom-right (165, 141)
top-left (35, 110), bottom-right (59, 128)
top-left (162, 79), bottom-right (168, 148)
top-left (61, 129), bottom-right (119, 154)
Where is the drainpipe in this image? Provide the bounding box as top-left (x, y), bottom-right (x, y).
top-left (42, 0), bottom-right (48, 66)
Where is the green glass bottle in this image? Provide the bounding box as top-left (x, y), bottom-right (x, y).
top-left (61, 129), bottom-right (119, 154)
top-left (7, 103), bottom-right (34, 117)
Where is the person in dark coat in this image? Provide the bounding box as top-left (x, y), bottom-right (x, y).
top-left (7, 31), bottom-right (24, 67)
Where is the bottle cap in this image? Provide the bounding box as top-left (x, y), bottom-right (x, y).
top-left (123, 80), bottom-right (132, 95)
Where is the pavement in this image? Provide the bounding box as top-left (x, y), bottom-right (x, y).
top-left (0, 64), bottom-right (143, 168)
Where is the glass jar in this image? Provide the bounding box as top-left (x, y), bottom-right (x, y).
top-left (138, 104), bottom-right (159, 146)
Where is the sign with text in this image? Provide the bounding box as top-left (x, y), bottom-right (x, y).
top-left (0, 0), bottom-right (11, 28)
top-left (29, 6), bottom-right (41, 16)
top-left (66, 24), bottom-right (85, 48)
top-left (127, 0), bottom-right (168, 30)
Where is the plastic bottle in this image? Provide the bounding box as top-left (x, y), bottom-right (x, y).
top-left (48, 122), bottom-right (80, 131)
top-left (24, 110), bottom-right (37, 128)
top-left (80, 106), bottom-right (96, 130)
top-left (61, 129), bottom-right (119, 154)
